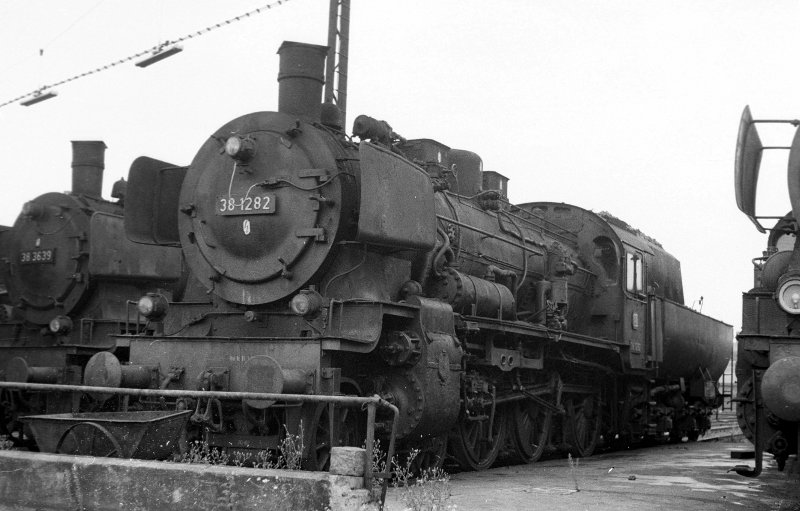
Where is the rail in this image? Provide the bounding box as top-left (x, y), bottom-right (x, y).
top-left (0, 381), bottom-right (398, 495)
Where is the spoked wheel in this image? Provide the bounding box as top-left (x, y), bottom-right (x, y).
top-left (565, 395), bottom-right (601, 458)
top-left (56, 422), bottom-right (122, 457)
top-left (449, 409), bottom-right (507, 470)
top-left (406, 434), bottom-right (448, 476)
top-left (306, 403), bottom-right (364, 471)
top-left (510, 400), bottom-right (553, 463)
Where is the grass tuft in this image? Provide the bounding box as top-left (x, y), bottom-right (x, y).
top-left (568, 453), bottom-right (580, 492)
top-left (393, 449), bottom-right (454, 511)
top-left (0, 435), bottom-right (14, 450)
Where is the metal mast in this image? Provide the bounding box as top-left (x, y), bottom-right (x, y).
top-left (325, 0), bottom-right (350, 128)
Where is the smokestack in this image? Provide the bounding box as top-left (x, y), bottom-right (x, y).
top-left (277, 41), bottom-right (328, 123)
top-left (71, 141), bottom-right (107, 198)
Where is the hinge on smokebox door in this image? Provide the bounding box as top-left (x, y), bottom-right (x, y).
top-left (298, 168), bottom-right (331, 183)
top-left (296, 228), bottom-right (327, 242)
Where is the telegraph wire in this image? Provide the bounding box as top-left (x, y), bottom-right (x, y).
top-left (0, 0), bottom-right (291, 109)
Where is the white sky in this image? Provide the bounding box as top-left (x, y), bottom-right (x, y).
top-left (1, 0), bottom-right (798, 334)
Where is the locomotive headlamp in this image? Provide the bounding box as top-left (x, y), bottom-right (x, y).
top-left (776, 276), bottom-right (800, 314)
top-left (289, 289), bottom-right (323, 317)
top-left (137, 293), bottom-right (169, 321)
top-left (48, 315), bottom-right (73, 335)
top-left (21, 201), bottom-right (46, 220)
top-left (224, 136), bottom-right (256, 163)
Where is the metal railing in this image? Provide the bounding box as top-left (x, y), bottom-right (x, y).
top-left (0, 381), bottom-right (398, 496)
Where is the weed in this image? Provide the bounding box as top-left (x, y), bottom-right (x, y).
top-left (366, 439), bottom-right (388, 502)
top-left (0, 435), bottom-right (13, 450)
top-left (392, 449), bottom-right (453, 511)
top-left (231, 450), bottom-right (248, 467)
top-left (251, 449), bottom-right (276, 469)
top-left (180, 440), bottom-right (230, 465)
top-left (568, 453), bottom-right (580, 492)
top-left (178, 423), bottom-right (304, 470)
top-left (277, 423), bottom-right (303, 470)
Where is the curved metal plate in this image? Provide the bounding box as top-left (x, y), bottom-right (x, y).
top-left (734, 105), bottom-right (766, 232)
top-left (357, 142), bottom-right (435, 250)
top-left (90, 212), bottom-right (181, 281)
top-left (788, 127), bottom-right (800, 226)
top-left (125, 156), bottom-right (186, 246)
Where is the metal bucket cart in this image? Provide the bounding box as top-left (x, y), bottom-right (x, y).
top-left (22, 410), bottom-right (192, 459)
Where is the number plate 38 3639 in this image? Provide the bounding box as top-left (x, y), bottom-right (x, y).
top-left (19, 248), bottom-right (55, 265)
top-left (216, 194), bottom-right (276, 216)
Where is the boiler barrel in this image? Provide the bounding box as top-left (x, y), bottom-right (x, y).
top-left (659, 300), bottom-right (732, 381)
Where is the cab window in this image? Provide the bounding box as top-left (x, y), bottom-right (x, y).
top-left (626, 252), bottom-right (643, 294)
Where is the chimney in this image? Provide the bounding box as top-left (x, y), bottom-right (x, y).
top-left (71, 141), bottom-right (107, 198)
top-left (277, 41), bottom-right (328, 123)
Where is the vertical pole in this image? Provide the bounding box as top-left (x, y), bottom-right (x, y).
top-left (328, 402), bottom-right (335, 451)
top-left (382, 405), bottom-right (399, 503)
top-left (324, 0), bottom-right (350, 128)
top-left (325, 0), bottom-right (338, 104)
top-left (364, 402), bottom-right (376, 491)
top-left (730, 336), bottom-right (735, 411)
top-left (337, 0), bottom-right (350, 128)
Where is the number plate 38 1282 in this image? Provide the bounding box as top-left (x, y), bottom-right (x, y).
top-left (215, 194), bottom-right (276, 216)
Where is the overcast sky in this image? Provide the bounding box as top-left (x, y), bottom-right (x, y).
top-left (1, 0), bottom-right (798, 334)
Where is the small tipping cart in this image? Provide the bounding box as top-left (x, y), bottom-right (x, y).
top-left (22, 410), bottom-right (192, 459)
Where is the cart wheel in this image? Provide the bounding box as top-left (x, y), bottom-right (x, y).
top-left (56, 422), bottom-right (123, 457)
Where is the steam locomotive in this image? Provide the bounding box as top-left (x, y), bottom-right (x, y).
top-left (0, 143), bottom-right (181, 436)
top-left (733, 106), bottom-right (800, 476)
top-left (1, 41), bottom-right (732, 472)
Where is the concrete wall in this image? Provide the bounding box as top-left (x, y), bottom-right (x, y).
top-left (0, 450), bottom-right (377, 510)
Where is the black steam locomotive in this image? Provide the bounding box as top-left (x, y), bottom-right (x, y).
top-left (0, 143), bottom-right (181, 435)
top-left (733, 106), bottom-right (800, 476)
top-left (1, 41), bottom-right (731, 472)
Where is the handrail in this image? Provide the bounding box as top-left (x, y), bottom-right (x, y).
top-left (0, 381), bottom-right (398, 498)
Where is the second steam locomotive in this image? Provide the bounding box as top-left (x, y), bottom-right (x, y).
top-left (1, 41), bottom-right (732, 471)
top-left (734, 106), bottom-right (800, 476)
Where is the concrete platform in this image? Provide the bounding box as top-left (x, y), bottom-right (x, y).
top-left (384, 440), bottom-right (800, 511)
top-left (0, 450), bottom-right (377, 511)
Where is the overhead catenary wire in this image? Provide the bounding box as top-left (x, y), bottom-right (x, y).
top-left (41, 0), bottom-right (108, 53)
top-left (0, 0), bottom-right (107, 87)
top-left (0, 0), bottom-right (292, 109)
